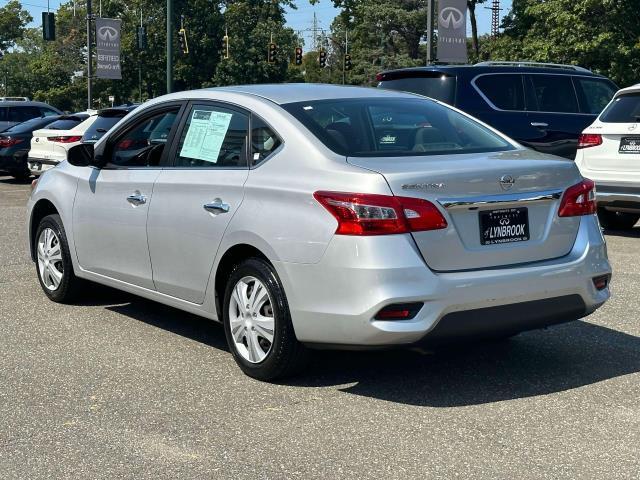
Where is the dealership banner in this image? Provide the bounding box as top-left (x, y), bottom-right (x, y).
top-left (437, 0), bottom-right (468, 63)
top-left (96, 18), bottom-right (122, 80)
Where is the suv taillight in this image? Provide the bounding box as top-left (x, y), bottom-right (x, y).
top-left (313, 191), bottom-right (447, 235)
top-left (577, 134), bottom-right (602, 149)
top-left (47, 135), bottom-right (83, 143)
top-left (558, 179), bottom-right (597, 217)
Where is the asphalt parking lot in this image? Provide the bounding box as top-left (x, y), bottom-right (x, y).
top-left (1, 174), bottom-right (639, 479)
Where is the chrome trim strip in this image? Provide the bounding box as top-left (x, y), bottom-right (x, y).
top-left (438, 189), bottom-right (563, 210)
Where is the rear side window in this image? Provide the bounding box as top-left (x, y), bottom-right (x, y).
top-left (528, 75), bottom-right (579, 113)
top-left (9, 106), bottom-right (41, 123)
top-left (46, 119), bottom-right (83, 130)
top-left (251, 116), bottom-right (282, 166)
top-left (40, 108), bottom-right (59, 117)
top-left (474, 74), bottom-right (525, 111)
top-left (379, 75), bottom-right (456, 105)
top-left (282, 98), bottom-right (513, 157)
top-left (599, 93), bottom-right (640, 123)
top-left (0, 107), bottom-right (7, 121)
top-left (575, 78), bottom-right (616, 114)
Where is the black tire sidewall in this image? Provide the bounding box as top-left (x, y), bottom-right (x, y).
top-left (598, 209), bottom-right (640, 230)
top-left (35, 214), bottom-right (76, 302)
top-left (222, 257), bottom-right (295, 380)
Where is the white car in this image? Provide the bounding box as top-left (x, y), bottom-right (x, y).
top-left (575, 84), bottom-right (640, 229)
top-left (28, 113), bottom-right (97, 175)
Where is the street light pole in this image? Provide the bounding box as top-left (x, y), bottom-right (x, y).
top-left (87, 0), bottom-right (93, 109)
top-left (166, 0), bottom-right (173, 94)
top-left (426, 0), bottom-right (434, 65)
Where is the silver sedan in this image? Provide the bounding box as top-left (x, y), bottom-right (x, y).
top-left (26, 84), bottom-right (611, 380)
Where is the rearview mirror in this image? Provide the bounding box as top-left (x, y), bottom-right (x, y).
top-left (67, 143), bottom-right (95, 167)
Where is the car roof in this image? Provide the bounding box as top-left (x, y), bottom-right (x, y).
top-left (379, 64), bottom-right (610, 79)
top-left (614, 84), bottom-right (640, 97)
top-left (159, 84), bottom-right (418, 106)
top-left (0, 100), bottom-right (59, 108)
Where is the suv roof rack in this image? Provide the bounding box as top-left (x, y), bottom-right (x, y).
top-left (0, 96), bottom-right (30, 101)
top-left (474, 61), bottom-right (592, 73)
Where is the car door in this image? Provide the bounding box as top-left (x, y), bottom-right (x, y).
top-left (146, 102), bottom-right (250, 304)
top-left (72, 103), bottom-right (184, 289)
top-left (523, 74), bottom-right (593, 158)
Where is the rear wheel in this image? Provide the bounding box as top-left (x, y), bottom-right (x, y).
top-left (223, 257), bottom-right (309, 381)
top-left (35, 214), bottom-right (82, 302)
top-left (598, 208), bottom-right (639, 230)
top-left (9, 168), bottom-right (30, 181)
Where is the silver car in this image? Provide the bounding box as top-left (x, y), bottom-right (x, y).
top-left (27, 84), bottom-right (611, 380)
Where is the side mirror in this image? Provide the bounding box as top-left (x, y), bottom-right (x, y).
top-left (67, 143), bottom-right (95, 167)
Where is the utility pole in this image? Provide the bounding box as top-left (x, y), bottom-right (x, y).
top-left (312, 12), bottom-right (318, 51)
top-left (490, 0), bottom-right (501, 37)
top-left (426, 0), bottom-right (434, 65)
top-left (166, 0), bottom-right (173, 94)
top-left (87, 0), bottom-right (93, 109)
top-left (342, 29), bottom-right (348, 85)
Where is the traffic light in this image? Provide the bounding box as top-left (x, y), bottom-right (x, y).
top-left (177, 28), bottom-right (189, 55)
top-left (223, 34), bottom-right (229, 59)
top-left (344, 53), bottom-right (352, 71)
top-left (42, 12), bottom-right (55, 41)
top-left (294, 46), bottom-right (303, 66)
top-left (318, 49), bottom-right (327, 68)
top-left (136, 26), bottom-right (147, 50)
top-left (268, 43), bottom-right (277, 63)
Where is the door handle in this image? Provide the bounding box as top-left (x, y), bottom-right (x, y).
top-left (531, 122), bottom-right (549, 128)
top-left (126, 192), bottom-right (147, 206)
top-left (203, 198), bottom-right (230, 214)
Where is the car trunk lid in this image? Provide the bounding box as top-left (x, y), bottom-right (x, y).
top-left (348, 150), bottom-right (583, 271)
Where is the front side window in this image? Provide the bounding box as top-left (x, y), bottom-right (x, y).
top-left (599, 93), bottom-right (640, 123)
top-left (475, 74), bottom-right (525, 111)
top-left (174, 105), bottom-right (248, 168)
top-left (9, 106), bottom-right (41, 123)
top-left (251, 116), bottom-right (282, 167)
top-left (110, 108), bottom-right (179, 167)
top-left (282, 98), bottom-right (514, 157)
top-left (529, 75), bottom-right (579, 113)
top-left (575, 78), bottom-right (616, 114)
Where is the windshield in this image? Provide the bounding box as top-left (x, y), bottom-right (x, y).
top-left (600, 93), bottom-right (640, 123)
top-left (4, 116), bottom-right (59, 134)
top-left (282, 98), bottom-right (514, 157)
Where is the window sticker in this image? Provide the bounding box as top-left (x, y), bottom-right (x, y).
top-left (179, 109), bottom-right (233, 163)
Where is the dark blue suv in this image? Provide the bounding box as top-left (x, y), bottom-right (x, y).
top-left (377, 62), bottom-right (618, 159)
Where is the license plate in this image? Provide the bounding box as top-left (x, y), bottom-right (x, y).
top-left (619, 137), bottom-right (640, 154)
top-left (480, 207), bottom-right (530, 245)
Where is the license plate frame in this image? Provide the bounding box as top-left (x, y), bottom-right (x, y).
top-left (619, 137), bottom-right (640, 154)
top-left (480, 207), bottom-right (530, 246)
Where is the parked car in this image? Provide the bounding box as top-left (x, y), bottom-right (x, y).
top-left (81, 105), bottom-right (139, 144)
top-left (575, 84), bottom-right (640, 229)
top-left (27, 85), bottom-right (611, 380)
top-left (0, 115), bottom-right (64, 179)
top-left (0, 100), bottom-right (61, 132)
top-left (377, 62), bottom-right (618, 159)
top-left (28, 113), bottom-right (96, 175)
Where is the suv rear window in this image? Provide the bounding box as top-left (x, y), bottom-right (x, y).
top-left (82, 113), bottom-right (127, 143)
top-left (282, 97), bottom-right (513, 157)
top-left (4, 116), bottom-right (59, 134)
top-left (474, 74), bottom-right (525, 111)
top-left (599, 93), bottom-right (640, 123)
top-left (378, 74), bottom-right (456, 105)
top-left (574, 78), bottom-right (616, 114)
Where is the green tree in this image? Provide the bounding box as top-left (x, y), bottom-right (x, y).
top-left (483, 0), bottom-right (640, 87)
top-left (0, 0), bottom-right (31, 51)
top-left (467, 0), bottom-right (487, 60)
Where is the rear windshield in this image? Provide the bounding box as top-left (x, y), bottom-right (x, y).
top-left (599, 93), bottom-right (640, 123)
top-left (4, 116), bottom-right (59, 134)
top-left (82, 115), bottom-right (125, 143)
top-left (45, 118), bottom-right (84, 130)
top-left (378, 74), bottom-right (456, 105)
top-left (283, 98), bottom-right (514, 157)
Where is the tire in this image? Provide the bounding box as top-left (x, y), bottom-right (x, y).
top-left (34, 214), bottom-right (83, 303)
top-left (223, 257), bottom-right (309, 381)
top-left (598, 208), bottom-right (640, 230)
top-left (9, 169), bottom-right (30, 181)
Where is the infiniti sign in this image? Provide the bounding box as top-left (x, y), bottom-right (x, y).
top-left (95, 18), bottom-right (122, 80)
top-left (439, 7), bottom-right (464, 29)
top-left (97, 26), bottom-right (119, 42)
top-left (437, 0), bottom-right (468, 63)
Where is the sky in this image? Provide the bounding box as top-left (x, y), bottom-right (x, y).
top-left (13, 0), bottom-right (514, 47)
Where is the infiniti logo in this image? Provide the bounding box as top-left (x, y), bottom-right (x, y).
top-left (97, 26), bottom-right (119, 42)
top-left (499, 174), bottom-right (516, 191)
top-left (439, 7), bottom-right (464, 29)
top-left (499, 218), bottom-right (511, 226)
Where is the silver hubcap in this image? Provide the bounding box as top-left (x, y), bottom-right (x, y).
top-left (37, 228), bottom-right (63, 291)
top-left (228, 276), bottom-right (274, 364)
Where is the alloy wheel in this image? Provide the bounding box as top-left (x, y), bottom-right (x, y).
top-left (37, 227), bottom-right (64, 291)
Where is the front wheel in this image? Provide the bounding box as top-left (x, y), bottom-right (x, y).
top-left (35, 214), bottom-right (82, 302)
top-left (223, 257), bottom-right (309, 381)
top-left (598, 208), bottom-right (640, 230)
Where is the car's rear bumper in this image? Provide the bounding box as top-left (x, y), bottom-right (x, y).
top-left (596, 184), bottom-right (640, 213)
top-left (276, 215), bottom-right (610, 346)
top-left (28, 157), bottom-right (59, 175)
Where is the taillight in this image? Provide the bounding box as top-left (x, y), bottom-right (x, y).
top-left (47, 136), bottom-right (83, 143)
top-left (0, 137), bottom-right (23, 148)
top-left (558, 179), bottom-right (597, 217)
top-left (577, 134), bottom-right (602, 149)
top-left (313, 191), bottom-right (447, 236)
top-left (375, 72), bottom-right (384, 82)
